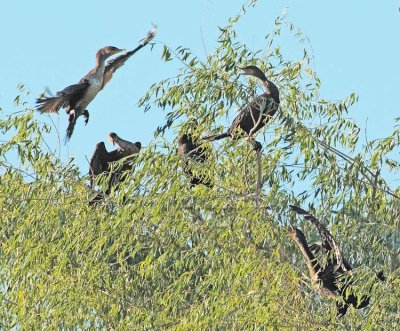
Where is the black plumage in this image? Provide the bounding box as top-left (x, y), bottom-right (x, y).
top-left (178, 132), bottom-right (211, 188)
top-left (289, 205), bottom-right (385, 317)
top-left (36, 26), bottom-right (156, 142)
top-left (203, 65), bottom-right (280, 150)
top-left (89, 133), bottom-right (141, 201)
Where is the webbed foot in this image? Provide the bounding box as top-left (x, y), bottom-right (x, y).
top-left (248, 138), bottom-right (262, 152)
top-left (254, 141), bottom-right (262, 152)
top-left (83, 110), bottom-right (89, 125)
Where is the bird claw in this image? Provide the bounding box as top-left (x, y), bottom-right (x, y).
top-left (83, 110), bottom-right (90, 125)
top-left (245, 136), bottom-right (262, 152)
top-left (249, 139), bottom-right (262, 152)
top-left (254, 141), bottom-right (262, 152)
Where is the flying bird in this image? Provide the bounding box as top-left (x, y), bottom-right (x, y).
top-left (89, 132), bottom-right (141, 203)
top-left (36, 25), bottom-right (157, 142)
top-left (203, 65), bottom-right (280, 151)
top-left (288, 205), bottom-right (385, 317)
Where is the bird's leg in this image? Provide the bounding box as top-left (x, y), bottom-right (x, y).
top-left (83, 110), bottom-right (90, 125)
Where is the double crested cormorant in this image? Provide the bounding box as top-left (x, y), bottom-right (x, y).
top-left (36, 26), bottom-right (157, 142)
top-left (289, 205), bottom-right (385, 317)
top-left (203, 65), bottom-right (280, 151)
top-left (178, 123), bottom-right (211, 187)
top-left (89, 132), bottom-right (141, 201)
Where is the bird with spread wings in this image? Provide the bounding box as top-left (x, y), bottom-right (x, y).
top-left (289, 205), bottom-right (385, 317)
top-left (36, 25), bottom-right (157, 142)
top-left (89, 132), bottom-right (141, 204)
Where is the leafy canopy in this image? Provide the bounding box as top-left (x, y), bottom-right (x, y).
top-left (1, 2), bottom-right (399, 329)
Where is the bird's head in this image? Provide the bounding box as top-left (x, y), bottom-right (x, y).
top-left (185, 118), bottom-right (198, 132)
top-left (108, 132), bottom-right (118, 145)
top-left (178, 133), bottom-right (195, 147)
top-left (238, 65), bottom-right (267, 82)
top-left (288, 227), bottom-right (307, 243)
top-left (178, 133), bottom-right (189, 142)
top-left (97, 46), bottom-right (125, 60)
top-left (178, 119), bottom-right (199, 144)
top-left (134, 142), bottom-right (142, 151)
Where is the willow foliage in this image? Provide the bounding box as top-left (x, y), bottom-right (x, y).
top-left (1, 3), bottom-right (399, 330)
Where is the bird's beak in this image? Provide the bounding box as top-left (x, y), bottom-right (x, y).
top-left (107, 135), bottom-right (116, 146)
top-left (115, 48), bottom-right (125, 54)
top-left (236, 66), bottom-right (246, 76)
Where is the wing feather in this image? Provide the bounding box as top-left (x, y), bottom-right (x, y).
top-left (101, 26), bottom-right (157, 89)
top-left (289, 205), bottom-right (350, 272)
top-left (36, 81), bottom-right (89, 114)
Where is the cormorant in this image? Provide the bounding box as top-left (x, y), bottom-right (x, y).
top-left (203, 65), bottom-right (280, 151)
top-left (36, 26), bottom-right (157, 142)
top-left (89, 132), bottom-right (141, 202)
top-left (289, 205), bottom-right (385, 317)
top-left (178, 123), bottom-right (211, 187)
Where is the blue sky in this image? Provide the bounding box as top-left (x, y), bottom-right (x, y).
top-left (1, 1), bottom-right (399, 172)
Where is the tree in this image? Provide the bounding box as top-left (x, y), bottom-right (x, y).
top-left (0, 2), bottom-right (399, 329)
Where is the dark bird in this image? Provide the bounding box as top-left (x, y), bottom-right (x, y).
top-left (36, 26), bottom-right (157, 142)
top-left (89, 132), bottom-right (141, 202)
top-left (178, 124), bottom-right (211, 187)
top-left (288, 205), bottom-right (385, 317)
top-left (203, 65), bottom-right (280, 151)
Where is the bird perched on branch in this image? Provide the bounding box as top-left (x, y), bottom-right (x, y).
top-left (36, 25), bottom-right (157, 142)
top-left (288, 205), bottom-right (385, 317)
top-left (178, 122), bottom-right (211, 187)
top-left (203, 65), bottom-right (280, 151)
top-left (89, 132), bottom-right (141, 203)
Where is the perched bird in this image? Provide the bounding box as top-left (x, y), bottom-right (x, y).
top-left (36, 26), bottom-right (157, 142)
top-left (178, 124), bottom-right (211, 187)
top-left (89, 132), bottom-right (141, 202)
top-left (288, 205), bottom-right (385, 317)
top-left (203, 65), bottom-right (280, 150)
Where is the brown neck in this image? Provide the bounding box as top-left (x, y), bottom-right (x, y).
top-left (95, 53), bottom-right (107, 69)
top-left (260, 79), bottom-right (271, 94)
top-left (290, 229), bottom-right (322, 280)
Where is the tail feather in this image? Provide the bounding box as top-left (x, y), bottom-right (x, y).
top-left (36, 95), bottom-right (67, 114)
top-left (202, 131), bottom-right (230, 141)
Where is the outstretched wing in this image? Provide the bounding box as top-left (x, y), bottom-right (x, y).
top-left (89, 142), bottom-right (126, 188)
top-left (36, 81), bottom-right (89, 114)
top-left (114, 138), bottom-right (141, 155)
top-left (102, 26), bottom-right (157, 89)
top-left (89, 142), bottom-right (109, 188)
top-left (289, 205), bottom-right (351, 272)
